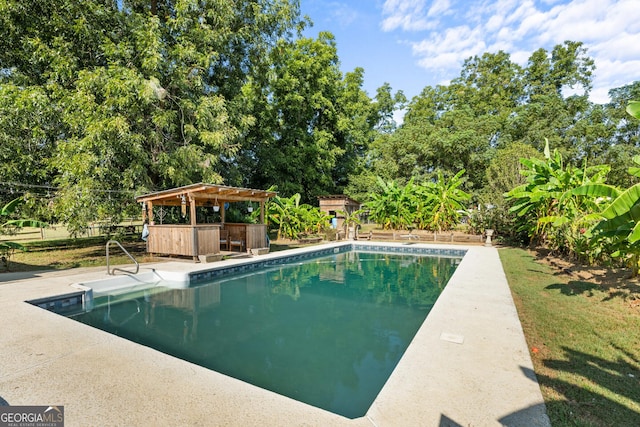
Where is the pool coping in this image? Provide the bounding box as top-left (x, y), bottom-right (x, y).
top-left (0, 242), bottom-right (551, 426)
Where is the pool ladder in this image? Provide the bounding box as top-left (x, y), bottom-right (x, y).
top-left (106, 240), bottom-right (139, 275)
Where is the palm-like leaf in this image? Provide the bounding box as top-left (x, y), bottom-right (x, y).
top-left (571, 184), bottom-right (621, 199)
top-left (1, 197), bottom-right (48, 268)
top-left (1, 198), bottom-right (49, 229)
top-left (364, 178), bottom-right (416, 229)
top-left (0, 241), bottom-right (25, 251)
top-left (0, 198), bottom-right (24, 216)
top-left (626, 101), bottom-right (640, 119)
top-left (600, 183), bottom-right (640, 220)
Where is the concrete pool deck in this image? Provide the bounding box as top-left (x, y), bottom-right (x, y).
top-left (0, 243), bottom-right (550, 426)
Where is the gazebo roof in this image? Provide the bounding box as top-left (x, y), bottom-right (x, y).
top-left (136, 183), bottom-right (277, 206)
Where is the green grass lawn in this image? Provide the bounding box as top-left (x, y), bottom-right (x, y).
top-left (500, 247), bottom-right (640, 427)
top-left (1, 235), bottom-right (303, 273)
top-left (2, 236), bottom-right (153, 272)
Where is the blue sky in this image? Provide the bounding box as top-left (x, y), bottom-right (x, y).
top-left (301, 0), bottom-right (640, 105)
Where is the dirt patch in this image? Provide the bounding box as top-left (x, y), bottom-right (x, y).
top-left (532, 248), bottom-right (640, 308)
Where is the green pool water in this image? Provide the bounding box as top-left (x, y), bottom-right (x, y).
top-left (70, 250), bottom-right (459, 418)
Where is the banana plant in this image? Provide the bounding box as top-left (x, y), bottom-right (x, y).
top-left (567, 102), bottom-right (640, 273)
top-left (595, 102), bottom-right (640, 274)
top-left (266, 193), bottom-right (331, 240)
top-left (1, 198), bottom-right (48, 269)
top-left (506, 139), bottom-right (609, 252)
top-left (364, 177), bottom-right (416, 230)
top-left (573, 155), bottom-right (640, 274)
top-left (627, 100), bottom-right (640, 118)
top-left (266, 193), bottom-right (302, 240)
top-left (299, 203), bottom-right (331, 235)
top-left (417, 169), bottom-right (471, 232)
top-left (337, 208), bottom-right (363, 238)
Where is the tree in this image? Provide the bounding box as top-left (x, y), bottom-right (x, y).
top-left (509, 41), bottom-right (595, 160)
top-left (599, 82), bottom-right (640, 188)
top-left (388, 88), bottom-right (490, 189)
top-left (343, 83), bottom-right (406, 203)
top-left (239, 32), bottom-right (381, 203)
top-left (0, 0), bottom-right (303, 230)
top-left (607, 83), bottom-right (640, 145)
top-left (0, 85), bottom-right (58, 205)
top-left (241, 33), bottom-right (341, 200)
top-left (373, 41), bottom-right (599, 195)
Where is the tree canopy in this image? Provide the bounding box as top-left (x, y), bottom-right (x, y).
top-left (1, 0), bottom-right (639, 235)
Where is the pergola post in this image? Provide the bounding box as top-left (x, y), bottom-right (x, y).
top-left (148, 201), bottom-right (154, 224)
top-left (189, 195), bottom-right (197, 225)
top-left (260, 200), bottom-right (265, 224)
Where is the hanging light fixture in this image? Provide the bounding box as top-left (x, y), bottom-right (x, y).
top-left (213, 197), bottom-right (220, 212)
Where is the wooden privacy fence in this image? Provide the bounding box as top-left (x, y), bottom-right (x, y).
top-left (366, 230), bottom-right (484, 244)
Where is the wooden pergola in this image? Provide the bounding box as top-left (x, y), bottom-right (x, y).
top-left (136, 183), bottom-right (276, 260)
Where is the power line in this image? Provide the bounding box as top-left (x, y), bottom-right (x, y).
top-left (0, 181), bottom-right (137, 194)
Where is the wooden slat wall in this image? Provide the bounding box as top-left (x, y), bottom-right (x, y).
top-left (147, 224), bottom-right (221, 256)
top-left (148, 225), bottom-right (194, 256)
top-left (245, 224), bottom-right (267, 249)
top-left (196, 225), bottom-right (220, 255)
top-left (223, 223), bottom-right (268, 251)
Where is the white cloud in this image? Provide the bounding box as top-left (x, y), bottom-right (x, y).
top-left (591, 32), bottom-right (640, 62)
top-left (381, 0), bottom-right (435, 31)
top-left (413, 25), bottom-right (487, 68)
top-left (427, 0), bottom-right (451, 17)
top-left (485, 13), bottom-right (504, 33)
top-left (387, 0), bottom-right (640, 103)
top-left (591, 58), bottom-right (640, 103)
top-left (509, 49), bottom-right (532, 66)
top-left (321, 2), bottom-right (359, 28)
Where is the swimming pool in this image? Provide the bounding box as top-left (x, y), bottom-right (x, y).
top-left (37, 244), bottom-right (464, 418)
top-left (12, 243), bottom-right (550, 425)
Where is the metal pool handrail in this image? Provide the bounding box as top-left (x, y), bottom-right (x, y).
top-left (106, 240), bottom-right (139, 275)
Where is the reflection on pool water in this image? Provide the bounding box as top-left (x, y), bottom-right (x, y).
top-left (69, 250), bottom-right (460, 418)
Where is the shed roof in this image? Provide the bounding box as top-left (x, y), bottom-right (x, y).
top-left (136, 183), bottom-right (276, 206)
top-left (317, 195), bottom-right (361, 205)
